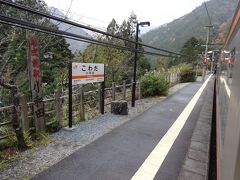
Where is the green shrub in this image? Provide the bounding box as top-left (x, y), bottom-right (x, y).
top-left (168, 63), bottom-right (196, 83)
top-left (0, 126), bottom-right (17, 150)
top-left (140, 72), bottom-right (169, 97)
top-left (196, 69), bottom-right (202, 76)
top-left (180, 70), bottom-right (196, 82)
top-left (178, 64), bottom-right (196, 83)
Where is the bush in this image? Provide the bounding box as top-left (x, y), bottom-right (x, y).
top-left (196, 69), bottom-right (202, 76)
top-left (168, 63), bottom-right (196, 83)
top-left (180, 70), bottom-right (196, 82)
top-left (178, 64), bottom-right (196, 83)
top-left (0, 127), bottom-right (17, 150)
top-left (140, 72), bottom-right (169, 97)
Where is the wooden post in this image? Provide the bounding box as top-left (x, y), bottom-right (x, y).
top-left (79, 85), bottom-right (85, 121)
top-left (12, 89), bottom-right (27, 151)
top-left (210, 61), bottom-right (213, 73)
top-left (196, 64), bottom-right (198, 77)
top-left (112, 82), bottom-right (116, 101)
top-left (138, 81), bottom-right (141, 100)
top-left (55, 90), bottom-right (62, 127)
top-left (202, 65), bottom-right (205, 82)
top-left (19, 94), bottom-right (29, 132)
top-left (0, 81), bottom-right (27, 150)
top-left (122, 80), bottom-right (126, 100)
top-left (27, 35), bottom-right (45, 131)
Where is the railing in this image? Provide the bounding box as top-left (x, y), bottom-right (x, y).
top-left (0, 72), bottom-right (180, 144)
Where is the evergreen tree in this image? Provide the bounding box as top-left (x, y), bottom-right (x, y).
top-left (180, 37), bottom-right (205, 59)
top-left (0, 0), bottom-right (73, 98)
top-left (78, 13), bottom-right (150, 85)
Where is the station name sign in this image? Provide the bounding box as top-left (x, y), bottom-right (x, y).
top-left (72, 63), bottom-right (104, 85)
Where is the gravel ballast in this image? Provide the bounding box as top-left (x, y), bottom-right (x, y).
top-left (0, 83), bottom-right (190, 179)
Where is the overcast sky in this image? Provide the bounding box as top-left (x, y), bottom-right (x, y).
top-left (44, 0), bottom-right (206, 33)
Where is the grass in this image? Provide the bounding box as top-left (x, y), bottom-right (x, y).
top-left (0, 126), bottom-right (18, 151)
top-left (0, 131), bottom-right (50, 171)
top-left (0, 147), bottom-right (19, 170)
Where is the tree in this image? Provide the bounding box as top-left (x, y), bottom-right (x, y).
top-left (0, 0), bottom-right (74, 150)
top-left (0, 0), bottom-right (73, 98)
top-left (78, 13), bottom-right (150, 85)
top-left (180, 37), bottom-right (205, 59)
top-left (76, 19), bottom-right (125, 85)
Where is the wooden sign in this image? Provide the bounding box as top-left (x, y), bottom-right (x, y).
top-left (28, 35), bottom-right (45, 131)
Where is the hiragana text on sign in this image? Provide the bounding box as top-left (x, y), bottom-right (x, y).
top-left (72, 63), bottom-right (104, 85)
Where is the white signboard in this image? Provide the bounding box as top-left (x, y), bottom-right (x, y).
top-left (72, 63), bottom-right (104, 85)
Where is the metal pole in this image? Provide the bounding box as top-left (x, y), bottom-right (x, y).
top-left (211, 51), bottom-right (214, 73)
top-left (203, 26), bottom-right (211, 81)
top-left (100, 65), bottom-right (105, 114)
top-left (68, 62), bottom-right (72, 128)
top-left (132, 23), bottom-right (139, 107)
top-left (100, 82), bottom-right (105, 114)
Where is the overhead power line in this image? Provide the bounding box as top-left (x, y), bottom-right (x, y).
top-left (0, 15), bottom-right (179, 59)
top-left (0, 0), bottom-right (190, 58)
top-left (58, 8), bottom-right (109, 25)
top-left (65, 0), bottom-right (74, 17)
top-left (204, 1), bottom-right (212, 27)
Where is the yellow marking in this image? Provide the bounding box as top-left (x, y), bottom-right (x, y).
top-left (131, 75), bottom-right (213, 180)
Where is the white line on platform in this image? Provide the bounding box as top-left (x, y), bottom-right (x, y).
top-left (220, 77), bottom-right (231, 98)
top-left (131, 75), bottom-right (213, 180)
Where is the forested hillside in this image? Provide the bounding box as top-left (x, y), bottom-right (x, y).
top-left (1, 0), bottom-right (238, 102)
top-left (49, 7), bottom-right (91, 52)
top-left (0, 0), bottom-right (73, 103)
top-left (141, 0), bottom-right (238, 52)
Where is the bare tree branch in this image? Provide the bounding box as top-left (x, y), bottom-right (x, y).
top-left (0, 78), bottom-right (17, 90)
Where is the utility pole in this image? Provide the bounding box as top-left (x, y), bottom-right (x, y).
top-left (202, 25), bottom-right (213, 81)
top-left (131, 24), bottom-right (139, 107)
top-left (211, 51), bottom-right (214, 73)
top-left (131, 21), bottom-right (150, 107)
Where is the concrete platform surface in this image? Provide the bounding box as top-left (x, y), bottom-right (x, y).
top-left (33, 77), bottom-right (213, 180)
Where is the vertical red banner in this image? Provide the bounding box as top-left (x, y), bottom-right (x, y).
top-left (28, 35), bottom-right (45, 131)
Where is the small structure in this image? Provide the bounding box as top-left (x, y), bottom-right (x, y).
top-left (111, 100), bottom-right (128, 115)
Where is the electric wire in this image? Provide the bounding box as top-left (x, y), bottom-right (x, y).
top-left (204, 1), bottom-right (212, 27)
top-left (58, 8), bottom-right (109, 26)
top-left (0, 15), bottom-right (178, 59)
top-left (41, 2), bottom-right (80, 51)
top-left (0, 0), bottom-right (190, 58)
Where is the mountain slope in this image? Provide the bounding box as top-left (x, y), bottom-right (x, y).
top-left (49, 7), bottom-right (91, 52)
top-left (141, 0), bottom-right (238, 52)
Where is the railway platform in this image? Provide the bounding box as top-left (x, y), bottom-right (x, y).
top-left (33, 75), bottom-right (214, 180)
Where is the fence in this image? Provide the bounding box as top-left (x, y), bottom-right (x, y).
top-left (0, 72), bottom-right (180, 146)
